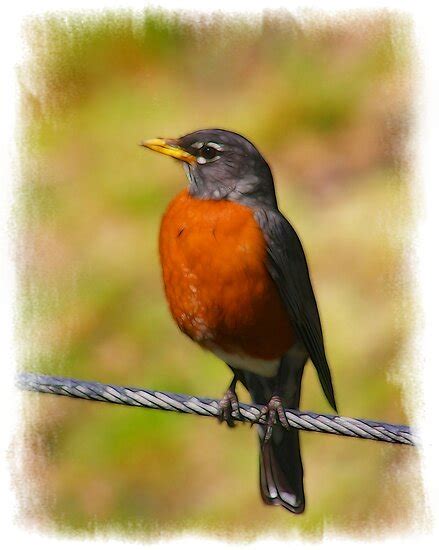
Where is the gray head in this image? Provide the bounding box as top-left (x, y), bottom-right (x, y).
top-left (142, 129), bottom-right (278, 208)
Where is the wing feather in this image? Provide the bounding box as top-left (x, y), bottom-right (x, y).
top-left (254, 208), bottom-right (337, 411)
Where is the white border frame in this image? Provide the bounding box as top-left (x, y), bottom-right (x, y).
top-left (2, 2), bottom-right (438, 548)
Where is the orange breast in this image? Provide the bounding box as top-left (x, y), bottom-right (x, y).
top-left (159, 190), bottom-right (295, 360)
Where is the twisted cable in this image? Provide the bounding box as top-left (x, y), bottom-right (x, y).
top-left (17, 372), bottom-right (416, 446)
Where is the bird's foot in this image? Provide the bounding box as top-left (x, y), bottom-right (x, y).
top-left (252, 395), bottom-right (290, 445)
top-left (218, 387), bottom-right (241, 427)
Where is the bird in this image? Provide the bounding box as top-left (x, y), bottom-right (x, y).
top-left (141, 129), bottom-right (337, 514)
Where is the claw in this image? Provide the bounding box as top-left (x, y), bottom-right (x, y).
top-left (252, 395), bottom-right (290, 445)
top-left (218, 387), bottom-right (241, 428)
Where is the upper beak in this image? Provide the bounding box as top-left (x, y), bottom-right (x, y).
top-left (140, 138), bottom-right (196, 164)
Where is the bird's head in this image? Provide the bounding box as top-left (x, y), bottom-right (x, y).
top-left (141, 128), bottom-right (277, 208)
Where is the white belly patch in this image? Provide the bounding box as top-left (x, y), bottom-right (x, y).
top-left (210, 346), bottom-right (280, 377)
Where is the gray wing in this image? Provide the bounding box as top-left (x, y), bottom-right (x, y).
top-left (254, 208), bottom-right (337, 411)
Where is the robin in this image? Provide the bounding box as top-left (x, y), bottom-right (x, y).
top-left (141, 129), bottom-right (337, 514)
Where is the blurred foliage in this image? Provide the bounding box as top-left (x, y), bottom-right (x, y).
top-left (17, 9), bottom-right (422, 540)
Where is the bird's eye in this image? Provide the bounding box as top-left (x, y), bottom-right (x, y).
top-left (200, 146), bottom-right (217, 160)
top-left (191, 141), bottom-right (223, 164)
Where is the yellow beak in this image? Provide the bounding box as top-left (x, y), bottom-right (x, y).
top-left (140, 138), bottom-right (196, 164)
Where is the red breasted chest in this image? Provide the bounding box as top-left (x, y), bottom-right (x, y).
top-left (159, 190), bottom-right (295, 360)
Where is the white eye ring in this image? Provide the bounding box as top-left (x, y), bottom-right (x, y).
top-left (191, 141), bottom-right (224, 155)
top-left (196, 155), bottom-right (220, 165)
top-left (206, 142), bottom-right (224, 151)
top-left (191, 141), bottom-right (204, 150)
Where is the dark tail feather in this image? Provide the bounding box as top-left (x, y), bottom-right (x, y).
top-left (237, 348), bottom-right (307, 514)
top-left (258, 425), bottom-right (305, 513)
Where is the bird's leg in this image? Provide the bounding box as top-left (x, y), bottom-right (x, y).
top-left (256, 395), bottom-right (290, 445)
top-left (218, 374), bottom-right (241, 428)
top-left (252, 365), bottom-right (291, 445)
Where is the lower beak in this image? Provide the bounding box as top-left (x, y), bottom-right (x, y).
top-left (140, 138), bottom-right (196, 164)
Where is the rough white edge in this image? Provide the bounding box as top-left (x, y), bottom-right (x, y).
top-left (2, 1), bottom-right (438, 549)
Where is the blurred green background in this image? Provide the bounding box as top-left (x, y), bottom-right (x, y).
top-left (18, 10), bottom-right (421, 539)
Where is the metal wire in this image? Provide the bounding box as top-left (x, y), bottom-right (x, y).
top-left (17, 372), bottom-right (417, 446)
